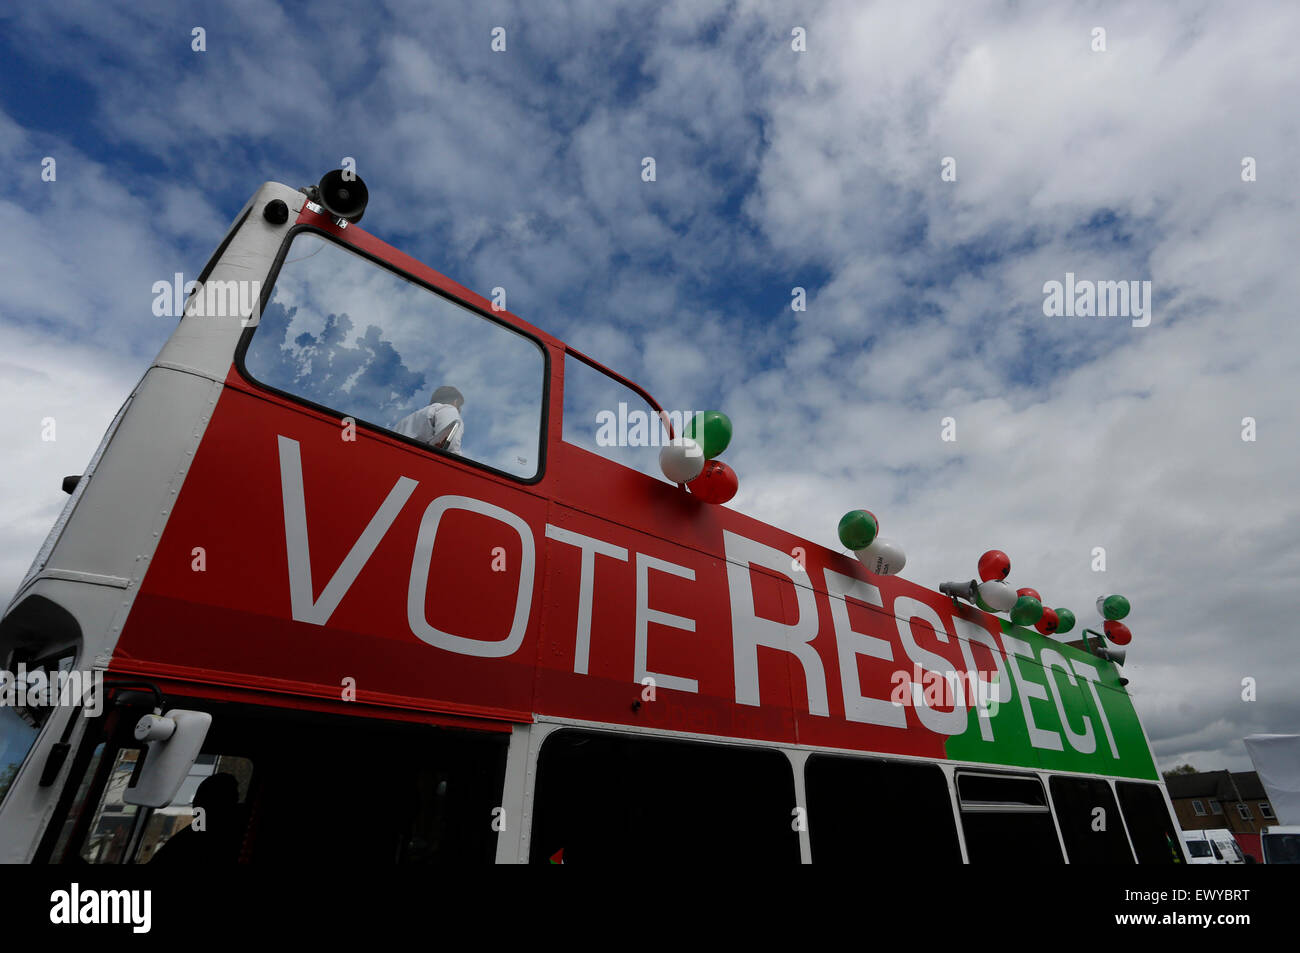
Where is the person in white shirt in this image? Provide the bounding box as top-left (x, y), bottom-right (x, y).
top-left (393, 385), bottom-right (464, 453)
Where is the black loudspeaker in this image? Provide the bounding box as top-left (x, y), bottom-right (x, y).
top-left (317, 169), bottom-right (369, 223)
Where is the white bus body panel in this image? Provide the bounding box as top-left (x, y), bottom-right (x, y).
top-left (0, 183), bottom-right (302, 862)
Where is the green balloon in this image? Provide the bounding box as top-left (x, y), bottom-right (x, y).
top-left (1054, 608), bottom-right (1076, 634)
top-left (1010, 596), bottom-right (1043, 627)
top-left (837, 509), bottom-right (878, 551)
top-left (1102, 595), bottom-right (1130, 621)
top-left (684, 411), bottom-right (733, 459)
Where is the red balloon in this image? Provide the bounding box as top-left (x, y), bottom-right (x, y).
top-left (1017, 587), bottom-right (1041, 603)
top-left (1104, 620), bottom-right (1132, 646)
top-left (687, 460), bottom-right (738, 504)
top-left (978, 550), bottom-right (1011, 582)
top-left (1035, 607), bottom-right (1059, 635)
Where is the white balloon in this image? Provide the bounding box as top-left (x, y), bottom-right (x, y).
top-left (659, 438), bottom-right (705, 483)
top-left (977, 579), bottom-right (1018, 612)
top-left (856, 537), bottom-right (906, 576)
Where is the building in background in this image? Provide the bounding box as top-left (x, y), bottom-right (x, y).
top-left (1166, 770), bottom-right (1275, 861)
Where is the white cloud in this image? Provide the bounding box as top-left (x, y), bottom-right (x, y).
top-left (0, 325), bottom-right (140, 601)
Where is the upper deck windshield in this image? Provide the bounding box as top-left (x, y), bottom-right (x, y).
top-left (243, 231), bottom-right (546, 479)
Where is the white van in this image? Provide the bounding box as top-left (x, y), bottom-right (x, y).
top-left (1261, 826), bottom-right (1300, 863)
top-left (1181, 829), bottom-right (1245, 864)
top-left (1182, 830), bottom-right (1221, 864)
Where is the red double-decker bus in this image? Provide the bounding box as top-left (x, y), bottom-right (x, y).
top-left (0, 175), bottom-right (1184, 864)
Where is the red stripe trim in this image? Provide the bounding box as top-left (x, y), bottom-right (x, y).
top-left (106, 659), bottom-right (531, 731)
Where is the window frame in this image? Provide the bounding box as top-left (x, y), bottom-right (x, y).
top-left (804, 753), bottom-right (964, 865)
top-left (1210, 798), bottom-right (1223, 814)
top-left (0, 641), bottom-right (88, 822)
top-left (953, 770), bottom-right (1064, 863)
top-left (528, 727), bottom-right (801, 864)
top-left (1260, 802), bottom-right (1275, 819)
top-left (564, 346), bottom-right (671, 433)
top-left (956, 770), bottom-right (1052, 813)
top-left (1115, 780), bottom-right (1186, 864)
top-left (235, 224), bottom-right (552, 486)
top-left (35, 701), bottom-right (139, 864)
top-left (1192, 799), bottom-right (1206, 816)
top-left (559, 345), bottom-right (680, 484)
top-left (1046, 774), bottom-right (1137, 864)
top-left (1237, 802), bottom-right (1252, 820)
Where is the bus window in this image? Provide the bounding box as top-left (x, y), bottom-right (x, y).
top-left (44, 741), bottom-right (109, 862)
top-left (562, 354), bottom-right (675, 483)
top-left (243, 231), bottom-right (546, 479)
top-left (69, 749), bottom-right (255, 864)
top-left (79, 748), bottom-right (144, 864)
top-left (197, 711), bottom-right (508, 865)
top-left (47, 706), bottom-right (506, 865)
top-left (0, 708), bottom-right (38, 807)
top-left (0, 649), bottom-right (80, 809)
top-left (530, 730), bottom-right (800, 864)
top-left (1115, 781), bottom-right (1185, 864)
top-left (956, 772), bottom-right (1064, 863)
top-left (133, 754), bottom-right (255, 864)
top-left (805, 755), bottom-right (962, 863)
top-left (1047, 776), bottom-right (1135, 863)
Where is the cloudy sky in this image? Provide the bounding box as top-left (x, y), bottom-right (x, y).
top-left (1, 0), bottom-right (1296, 774)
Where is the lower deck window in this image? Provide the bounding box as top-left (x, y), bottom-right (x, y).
top-left (1048, 776), bottom-right (1135, 863)
top-left (46, 705), bottom-right (507, 865)
top-left (529, 730), bottom-right (800, 864)
top-left (957, 772), bottom-right (1063, 863)
top-left (805, 755), bottom-right (962, 863)
top-left (1116, 781), bottom-right (1185, 864)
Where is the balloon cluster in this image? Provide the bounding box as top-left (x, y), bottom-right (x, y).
top-left (659, 411), bottom-right (739, 505)
top-left (1097, 594), bottom-right (1132, 645)
top-left (970, 550), bottom-right (1076, 636)
top-left (837, 509), bottom-right (906, 575)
